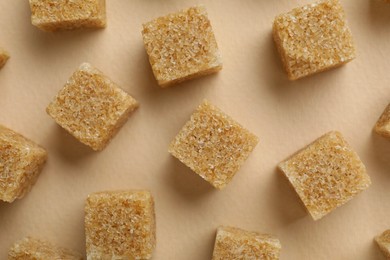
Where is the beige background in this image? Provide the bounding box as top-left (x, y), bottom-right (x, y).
top-left (0, 0), bottom-right (389, 259)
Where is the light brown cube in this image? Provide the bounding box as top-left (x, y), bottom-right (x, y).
top-left (273, 0), bottom-right (356, 80)
top-left (142, 5), bottom-right (222, 87)
top-left (8, 236), bottom-right (82, 260)
top-left (0, 125), bottom-right (47, 203)
top-left (47, 63), bottom-right (139, 151)
top-left (278, 131), bottom-right (371, 220)
top-left (29, 0), bottom-right (106, 32)
top-left (85, 190), bottom-right (156, 260)
top-left (168, 100), bottom-right (259, 189)
top-left (374, 103), bottom-right (390, 140)
top-left (212, 226), bottom-right (281, 260)
top-left (0, 48), bottom-right (9, 69)
top-left (375, 230), bottom-right (390, 258)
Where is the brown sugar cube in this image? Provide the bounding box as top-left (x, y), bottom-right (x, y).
top-left (273, 0), bottom-right (356, 80)
top-left (8, 236), bottom-right (82, 260)
top-left (278, 131), bottom-right (371, 220)
top-left (374, 103), bottom-right (390, 140)
top-left (142, 5), bottom-right (222, 87)
top-left (375, 230), bottom-right (390, 258)
top-left (212, 226), bottom-right (281, 260)
top-left (85, 190), bottom-right (156, 259)
top-left (46, 63), bottom-right (139, 151)
top-left (168, 100), bottom-right (259, 189)
top-left (0, 48), bottom-right (9, 69)
top-left (0, 125), bottom-right (47, 203)
top-left (29, 0), bottom-right (106, 32)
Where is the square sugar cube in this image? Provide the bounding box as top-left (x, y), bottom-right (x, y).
top-left (212, 226), bottom-right (281, 260)
top-left (0, 48), bottom-right (9, 69)
top-left (278, 131), bottom-right (371, 220)
top-left (46, 63), bottom-right (139, 151)
top-left (374, 103), bottom-right (390, 140)
top-left (0, 125), bottom-right (47, 203)
top-left (273, 0), bottom-right (356, 80)
top-left (85, 190), bottom-right (156, 260)
top-left (29, 0), bottom-right (106, 32)
top-left (168, 100), bottom-right (259, 189)
top-left (375, 230), bottom-right (390, 258)
top-left (142, 5), bottom-right (222, 87)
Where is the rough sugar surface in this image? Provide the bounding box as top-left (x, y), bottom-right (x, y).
top-left (212, 226), bottom-right (281, 260)
top-left (375, 230), bottom-right (390, 258)
top-left (0, 48), bottom-right (9, 69)
top-left (278, 131), bottom-right (371, 220)
top-left (273, 0), bottom-right (356, 80)
top-left (142, 5), bottom-right (222, 87)
top-left (29, 0), bottom-right (106, 32)
top-left (375, 103), bottom-right (390, 139)
top-left (0, 125), bottom-right (47, 203)
top-left (169, 100), bottom-right (258, 189)
top-left (46, 63), bottom-right (139, 151)
top-left (85, 190), bottom-right (156, 260)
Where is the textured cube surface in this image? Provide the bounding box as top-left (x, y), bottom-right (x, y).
top-left (375, 230), bottom-right (390, 258)
top-left (8, 236), bottom-right (82, 260)
top-left (0, 48), bottom-right (9, 69)
top-left (29, 0), bottom-right (106, 32)
top-left (47, 63), bottom-right (139, 151)
top-left (85, 190), bottom-right (156, 260)
top-left (169, 100), bottom-right (258, 189)
top-left (0, 125), bottom-right (47, 203)
top-left (278, 131), bottom-right (371, 220)
top-left (374, 103), bottom-right (390, 140)
top-left (142, 6), bottom-right (222, 87)
top-left (212, 226), bottom-right (281, 260)
top-left (273, 0), bottom-right (356, 80)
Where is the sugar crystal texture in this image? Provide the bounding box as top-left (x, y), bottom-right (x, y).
top-left (46, 63), bottom-right (139, 151)
top-left (0, 125), bottom-right (47, 203)
top-left (168, 100), bottom-right (259, 189)
top-left (278, 131), bottom-right (371, 220)
top-left (0, 48), bottom-right (9, 69)
top-left (85, 190), bottom-right (156, 260)
top-left (142, 5), bottom-right (222, 87)
top-left (8, 236), bottom-right (83, 260)
top-left (273, 0), bottom-right (356, 80)
top-left (375, 230), bottom-right (390, 258)
top-left (374, 103), bottom-right (390, 140)
top-left (212, 226), bottom-right (281, 260)
top-left (29, 0), bottom-right (106, 32)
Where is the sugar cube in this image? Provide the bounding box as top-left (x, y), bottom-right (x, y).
top-left (375, 230), bottom-right (390, 258)
top-left (374, 103), bottom-right (390, 140)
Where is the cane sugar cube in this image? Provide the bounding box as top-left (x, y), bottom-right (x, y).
top-left (212, 226), bottom-right (281, 260)
top-left (278, 131), bottom-right (371, 220)
top-left (168, 100), bottom-right (259, 189)
top-left (375, 230), bottom-right (390, 258)
top-left (374, 103), bottom-right (390, 140)
top-left (9, 236), bottom-right (82, 260)
top-left (85, 190), bottom-right (156, 260)
top-left (29, 0), bottom-right (106, 32)
top-left (0, 48), bottom-right (9, 69)
top-left (0, 125), bottom-right (47, 203)
top-left (46, 63), bottom-right (139, 151)
top-left (273, 0), bottom-right (356, 80)
top-left (142, 6), bottom-right (222, 87)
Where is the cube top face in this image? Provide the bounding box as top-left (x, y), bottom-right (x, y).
top-left (0, 48), bottom-right (9, 69)
top-left (273, 0), bottom-right (355, 80)
top-left (0, 125), bottom-right (47, 202)
top-left (375, 230), bottom-right (390, 258)
top-left (212, 226), bottom-right (281, 260)
top-left (169, 100), bottom-right (259, 189)
top-left (47, 63), bottom-right (139, 151)
top-left (142, 6), bottom-right (222, 87)
top-left (85, 190), bottom-right (156, 260)
top-left (375, 103), bottom-right (390, 139)
top-left (279, 131), bottom-right (371, 220)
top-left (29, 0), bottom-right (106, 32)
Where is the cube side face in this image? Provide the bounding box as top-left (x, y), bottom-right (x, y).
top-left (85, 190), bottom-right (156, 259)
top-left (375, 104), bottom-right (390, 139)
top-left (142, 6), bottom-right (222, 87)
top-left (273, 0), bottom-right (355, 80)
top-left (169, 101), bottom-right (258, 189)
top-left (279, 131), bottom-right (371, 220)
top-left (375, 230), bottom-right (390, 258)
top-left (29, 0), bottom-right (106, 31)
top-left (0, 49), bottom-right (9, 69)
top-left (47, 63), bottom-right (139, 151)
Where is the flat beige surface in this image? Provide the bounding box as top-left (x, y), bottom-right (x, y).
top-left (0, 1), bottom-right (389, 259)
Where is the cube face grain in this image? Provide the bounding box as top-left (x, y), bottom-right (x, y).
top-left (278, 131), bottom-right (371, 220)
top-left (168, 100), bottom-right (259, 189)
top-left (46, 63), bottom-right (139, 151)
top-left (212, 226), bottom-right (281, 260)
top-left (0, 48), bottom-right (9, 69)
top-left (142, 6), bottom-right (222, 87)
top-left (29, 0), bottom-right (106, 32)
top-left (0, 125), bottom-right (47, 203)
top-left (85, 190), bottom-right (156, 260)
top-left (375, 230), bottom-right (390, 258)
top-left (8, 236), bottom-right (83, 260)
top-left (273, 0), bottom-right (356, 80)
top-left (374, 103), bottom-right (390, 140)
